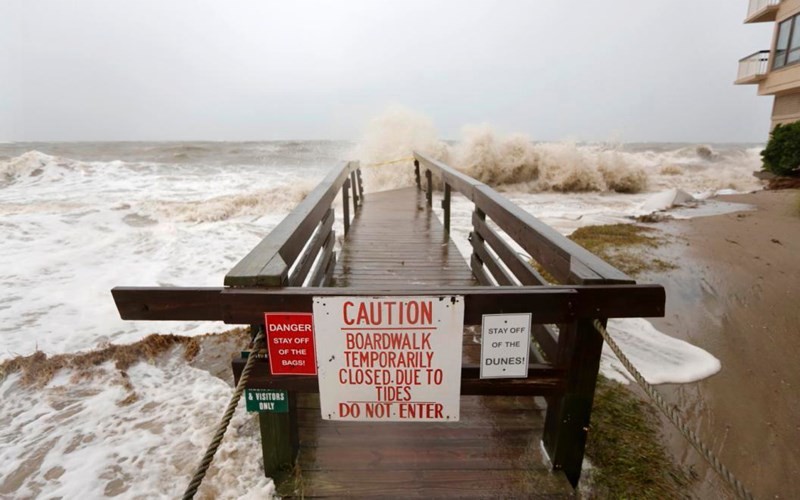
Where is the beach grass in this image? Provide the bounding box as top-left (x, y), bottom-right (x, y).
top-left (530, 223), bottom-right (676, 282)
top-left (585, 376), bottom-right (693, 498)
top-left (568, 223), bottom-right (675, 276)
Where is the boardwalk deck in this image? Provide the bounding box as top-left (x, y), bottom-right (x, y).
top-left (284, 187), bottom-right (574, 498)
top-left (333, 187), bottom-right (476, 288)
top-left (112, 157), bottom-right (666, 497)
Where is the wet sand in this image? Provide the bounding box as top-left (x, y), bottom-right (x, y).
top-left (644, 189), bottom-right (800, 499)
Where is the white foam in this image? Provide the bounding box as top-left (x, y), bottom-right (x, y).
top-left (0, 138), bottom-right (757, 497)
top-left (638, 188), bottom-right (696, 214)
top-left (0, 354), bottom-right (274, 498)
top-left (600, 318), bottom-right (721, 385)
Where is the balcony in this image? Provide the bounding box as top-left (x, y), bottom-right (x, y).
top-left (736, 51), bottom-right (770, 84)
top-left (745, 0), bottom-right (780, 23)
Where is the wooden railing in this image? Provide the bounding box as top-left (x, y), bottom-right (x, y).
top-left (224, 161), bottom-right (362, 287)
top-left (111, 155), bottom-right (665, 489)
top-left (413, 151), bottom-right (644, 485)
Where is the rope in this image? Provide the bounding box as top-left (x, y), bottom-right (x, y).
top-left (365, 157), bottom-right (415, 168)
top-left (182, 328), bottom-right (266, 500)
top-left (592, 319), bottom-right (755, 500)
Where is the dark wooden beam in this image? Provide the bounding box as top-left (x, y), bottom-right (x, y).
top-left (111, 284), bottom-right (665, 324)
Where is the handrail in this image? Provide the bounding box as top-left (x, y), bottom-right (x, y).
top-left (736, 51), bottom-right (770, 82)
top-left (738, 50), bottom-right (771, 62)
top-left (413, 151), bottom-right (633, 284)
top-left (225, 161), bottom-right (359, 287)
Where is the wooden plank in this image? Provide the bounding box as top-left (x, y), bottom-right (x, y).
top-left (469, 234), bottom-right (516, 285)
top-left (224, 161), bottom-right (353, 287)
top-left (110, 287), bottom-right (223, 321)
top-left (309, 230), bottom-right (335, 287)
top-left (470, 254), bottom-right (494, 286)
top-left (472, 212), bottom-right (547, 286)
top-left (111, 284), bottom-right (666, 323)
top-left (282, 469), bottom-right (573, 498)
top-left (287, 209), bottom-right (334, 286)
top-left (333, 187), bottom-right (476, 290)
top-left (297, 444), bottom-right (538, 471)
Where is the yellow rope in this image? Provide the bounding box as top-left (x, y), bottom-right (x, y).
top-left (365, 157), bottom-right (415, 168)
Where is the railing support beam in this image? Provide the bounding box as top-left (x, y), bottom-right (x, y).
top-left (542, 317), bottom-right (606, 487)
top-left (442, 182), bottom-right (451, 233)
top-left (342, 178), bottom-right (351, 236)
top-left (425, 169), bottom-right (433, 206)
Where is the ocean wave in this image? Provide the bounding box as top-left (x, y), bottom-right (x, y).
top-left (0, 151), bottom-right (95, 186)
top-left (140, 182), bottom-right (314, 223)
top-left (353, 107), bottom-right (764, 195)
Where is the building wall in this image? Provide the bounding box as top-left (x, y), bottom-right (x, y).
top-left (771, 91), bottom-right (800, 127)
top-left (758, 0), bottom-right (800, 126)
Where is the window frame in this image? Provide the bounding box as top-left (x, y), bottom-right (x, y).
top-left (773, 13), bottom-right (800, 70)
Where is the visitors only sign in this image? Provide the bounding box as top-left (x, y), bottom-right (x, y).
top-left (313, 296), bottom-right (464, 422)
top-left (264, 312), bottom-right (316, 375)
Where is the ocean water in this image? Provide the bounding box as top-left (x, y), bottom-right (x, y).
top-left (0, 137), bottom-right (764, 498)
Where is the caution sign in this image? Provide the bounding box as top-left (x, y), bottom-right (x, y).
top-left (264, 312), bottom-right (316, 375)
top-left (313, 296), bottom-right (464, 422)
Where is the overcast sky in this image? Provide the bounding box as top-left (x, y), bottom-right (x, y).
top-left (0, 0), bottom-right (775, 142)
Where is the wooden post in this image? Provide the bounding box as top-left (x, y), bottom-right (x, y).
top-left (342, 178), bottom-right (351, 236)
top-left (414, 160), bottom-right (421, 189)
top-left (425, 169), bottom-right (433, 207)
top-left (356, 169), bottom-right (364, 201)
top-left (350, 171), bottom-right (359, 208)
top-left (542, 317), bottom-right (606, 487)
top-left (470, 208), bottom-right (487, 278)
top-left (442, 183), bottom-right (451, 233)
top-left (258, 392), bottom-right (299, 480)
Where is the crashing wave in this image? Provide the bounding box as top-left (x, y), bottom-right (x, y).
top-left (1, 151), bottom-right (94, 186)
top-left (352, 107), bottom-right (764, 196)
top-left (139, 182), bottom-right (314, 223)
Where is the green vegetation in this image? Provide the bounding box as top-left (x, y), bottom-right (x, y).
top-left (530, 223), bottom-right (675, 283)
top-left (585, 376), bottom-right (693, 498)
top-left (568, 223), bottom-right (675, 276)
top-left (761, 121), bottom-right (800, 177)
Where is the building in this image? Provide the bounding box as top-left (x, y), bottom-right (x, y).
top-left (736, 0), bottom-right (800, 128)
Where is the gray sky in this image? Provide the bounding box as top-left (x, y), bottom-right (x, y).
top-left (0, 0), bottom-right (775, 142)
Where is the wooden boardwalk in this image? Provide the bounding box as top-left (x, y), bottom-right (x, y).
top-left (285, 187), bottom-right (574, 498)
top-left (333, 187), bottom-right (476, 288)
top-left (112, 155), bottom-right (666, 498)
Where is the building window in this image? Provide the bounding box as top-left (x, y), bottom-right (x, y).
top-left (773, 14), bottom-right (800, 70)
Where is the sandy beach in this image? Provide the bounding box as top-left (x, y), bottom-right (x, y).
top-left (643, 189), bottom-right (800, 499)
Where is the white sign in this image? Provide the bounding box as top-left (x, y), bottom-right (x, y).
top-left (313, 296), bottom-right (464, 422)
top-left (480, 313), bottom-right (531, 379)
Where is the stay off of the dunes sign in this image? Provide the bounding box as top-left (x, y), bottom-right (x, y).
top-left (313, 296), bottom-right (465, 422)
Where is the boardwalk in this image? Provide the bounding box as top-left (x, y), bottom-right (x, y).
top-left (112, 154), bottom-right (665, 498)
top-left (334, 187), bottom-right (476, 288)
top-left (290, 187), bottom-right (573, 498)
